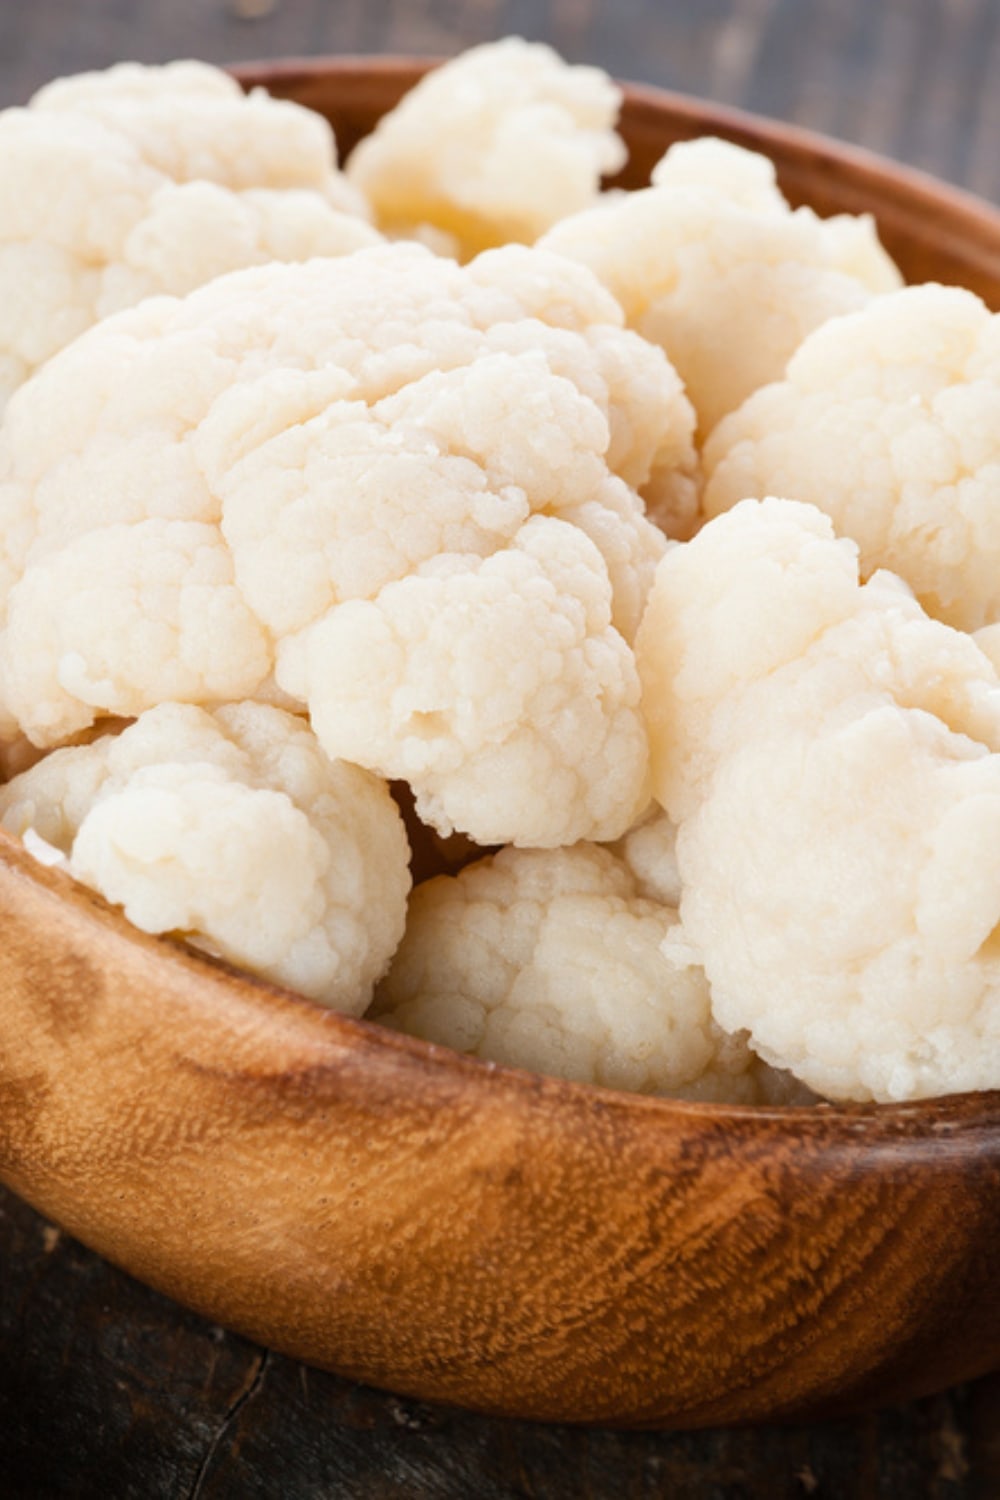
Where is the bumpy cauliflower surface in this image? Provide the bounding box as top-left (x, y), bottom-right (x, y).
top-left (346, 38), bottom-right (626, 259)
top-left (636, 497), bottom-right (1000, 1101)
top-left (0, 243), bottom-right (695, 845)
top-left (0, 60), bottom-right (375, 402)
top-left (283, 517), bottom-right (650, 847)
top-left (0, 701), bottom-right (410, 1011)
top-left (703, 284), bottom-right (1000, 632)
top-left (30, 59), bottom-right (366, 207)
top-left (372, 842), bottom-right (802, 1102)
top-left (609, 801), bottom-right (682, 907)
top-left (541, 136), bottom-right (901, 435)
top-left (11, 43), bottom-right (991, 1109)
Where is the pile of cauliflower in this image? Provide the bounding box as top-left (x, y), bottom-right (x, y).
top-left (2, 38), bottom-right (999, 1106)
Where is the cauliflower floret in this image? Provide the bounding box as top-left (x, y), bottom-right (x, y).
top-left (0, 62), bottom-right (376, 401)
top-left (541, 136), bottom-right (901, 435)
top-left (30, 60), bottom-right (366, 211)
top-left (2, 521), bottom-right (272, 745)
top-left (280, 518), bottom-right (650, 847)
top-left (0, 244), bottom-right (686, 845)
top-left (346, 38), bottom-right (626, 258)
top-left (703, 284), bottom-right (1000, 632)
top-left (609, 801), bottom-right (682, 907)
top-left (636, 497), bottom-right (1000, 1102)
top-left (637, 495), bottom-right (866, 821)
top-left (99, 182), bottom-right (376, 306)
top-left (0, 701), bottom-right (410, 1011)
top-left (372, 842), bottom-right (799, 1102)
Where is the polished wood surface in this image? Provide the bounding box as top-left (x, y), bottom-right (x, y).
top-left (4, 3), bottom-right (1000, 1493)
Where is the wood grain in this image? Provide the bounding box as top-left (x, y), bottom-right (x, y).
top-left (5, 1182), bottom-right (997, 1498)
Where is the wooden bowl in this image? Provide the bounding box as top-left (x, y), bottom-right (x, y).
top-left (2, 61), bottom-right (1000, 1430)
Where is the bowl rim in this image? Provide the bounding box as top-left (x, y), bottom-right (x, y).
top-left (4, 820), bottom-right (1000, 1135)
top-left (234, 55), bottom-right (1000, 310)
top-left (232, 52), bottom-right (1000, 219)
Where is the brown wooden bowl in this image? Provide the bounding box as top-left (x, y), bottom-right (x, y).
top-left (2, 60), bottom-right (1000, 1430)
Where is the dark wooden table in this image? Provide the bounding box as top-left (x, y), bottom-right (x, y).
top-left (3, 3), bottom-right (1000, 1495)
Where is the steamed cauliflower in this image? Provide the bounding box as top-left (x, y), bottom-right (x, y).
top-left (610, 801), bottom-right (682, 907)
top-left (636, 497), bottom-right (1000, 1101)
top-left (541, 136), bottom-right (901, 435)
top-left (0, 60), bottom-right (376, 402)
top-left (30, 59), bottom-right (366, 208)
top-left (703, 284), bottom-right (1000, 631)
top-left (346, 38), bottom-right (626, 259)
top-left (0, 701), bottom-right (410, 1011)
top-left (8, 42), bottom-right (996, 1110)
top-left (372, 842), bottom-right (803, 1102)
top-left (283, 517), bottom-right (650, 847)
top-left (0, 242), bottom-right (697, 845)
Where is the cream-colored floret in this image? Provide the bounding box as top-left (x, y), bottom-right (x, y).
top-left (0, 244), bottom-right (683, 844)
top-left (541, 136), bottom-right (901, 435)
top-left (346, 38), bottom-right (626, 258)
top-left (279, 517), bottom-right (650, 847)
top-left (636, 497), bottom-right (1000, 1101)
top-left (30, 60), bottom-right (366, 210)
top-left (0, 702), bottom-right (410, 1011)
top-left (2, 520), bottom-right (273, 746)
top-left (609, 802), bottom-right (682, 906)
top-left (0, 61), bottom-right (374, 401)
top-left (703, 284), bottom-right (1000, 631)
top-left (372, 842), bottom-right (796, 1102)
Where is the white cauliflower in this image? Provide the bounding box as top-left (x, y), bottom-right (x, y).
top-left (282, 517), bottom-right (649, 847)
top-left (541, 135), bottom-right (901, 435)
top-left (609, 801), bottom-right (682, 907)
top-left (0, 60), bottom-right (375, 401)
top-left (372, 842), bottom-right (802, 1102)
top-left (703, 284), bottom-right (1000, 632)
top-left (636, 497), bottom-right (1000, 1102)
top-left (0, 701), bottom-right (410, 1011)
top-left (0, 243), bottom-right (693, 845)
top-left (30, 60), bottom-right (365, 208)
top-left (346, 38), bottom-right (626, 259)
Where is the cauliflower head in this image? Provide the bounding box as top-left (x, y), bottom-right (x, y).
top-left (0, 243), bottom-right (691, 845)
top-left (372, 841), bottom-right (800, 1102)
top-left (346, 38), bottom-right (626, 259)
top-left (703, 284), bottom-right (1000, 632)
top-left (30, 60), bottom-right (365, 208)
top-left (0, 61), bottom-right (375, 402)
top-left (541, 136), bottom-right (901, 435)
top-left (636, 496), bottom-right (1000, 1101)
top-left (0, 701), bottom-right (410, 1011)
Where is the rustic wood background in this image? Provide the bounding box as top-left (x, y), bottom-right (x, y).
top-left (3, 1), bottom-right (1000, 1495)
